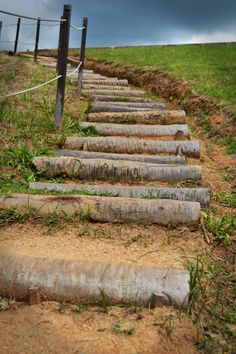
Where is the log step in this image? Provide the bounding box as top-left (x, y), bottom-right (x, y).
top-left (83, 89), bottom-right (145, 97)
top-left (57, 149), bottom-right (187, 165)
top-left (0, 252), bottom-right (190, 307)
top-left (80, 122), bottom-right (189, 138)
top-left (64, 137), bottom-right (200, 157)
top-left (0, 193), bottom-right (201, 226)
top-left (32, 157), bottom-right (201, 182)
top-left (83, 79), bottom-right (129, 86)
top-left (83, 84), bottom-right (131, 91)
top-left (29, 182), bottom-right (210, 207)
top-left (93, 101), bottom-right (167, 109)
top-left (92, 95), bottom-right (153, 103)
top-left (88, 110), bottom-right (186, 125)
top-left (90, 103), bottom-right (165, 113)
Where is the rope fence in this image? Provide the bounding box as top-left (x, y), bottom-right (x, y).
top-left (0, 5), bottom-right (88, 128)
top-left (0, 9), bottom-right (66, 23)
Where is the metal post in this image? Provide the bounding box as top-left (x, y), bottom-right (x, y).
top-left (14, 17), bottom-right (21, 55)
top-left (78, 17), bottom-right (88, 95)
top-left (0, 21), bottom-right (2, 42)
top-left (55, 4), bottom-right (71, 129)
top-left (34, 18), bottom-right (41, 63)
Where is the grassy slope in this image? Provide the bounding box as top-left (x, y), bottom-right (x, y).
top-left (0, 54), bottom-right (90, 195)
top-left (86, 44), bottom-right (236, 114)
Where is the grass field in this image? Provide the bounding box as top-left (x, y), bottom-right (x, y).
top-left (86, 44), bottom-right (236, 115)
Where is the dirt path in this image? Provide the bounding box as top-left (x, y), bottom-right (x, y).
top-left (0, 55), bottom-right (235, 353)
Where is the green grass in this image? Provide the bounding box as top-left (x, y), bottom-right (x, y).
top-left (0, 54), bottom-right (91, 195)
top-left (86, 44), bottom-right (236, 114)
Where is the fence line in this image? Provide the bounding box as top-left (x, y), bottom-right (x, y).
top-left (0, 74), bottom-right (62, 100)
top-left (70, 24), bottom-right (85, 31)
top-left (0, 10), bottom-right (66, 22)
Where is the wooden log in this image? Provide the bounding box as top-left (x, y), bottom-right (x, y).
top-left (91, 105), bottom-right (154, 112)
top-left (0, 252), bottom-right (190, 307)
top-left (83, 84), bottom-right (130, 91)
top-left (32, 157), bottom-right (201, 182)
top-left (94, 95), bottom-right (152, 103)
top-left (0, 193), bottom-right (200, 226)
top-left (83, 79), bottom-right (128, 86)
top-left (57, 149), bottom-right (187, 165)
top-left (64, 137), bottom-right (200, 157)
top-left (93, 101), bottom-right (166, 109)
top-left (83, 89), bottom-right (145, 97)
top-left (88, 110), bottom-right (186, 125)
top-left (29, 182), bottom-right (210, 207)
top-left (80, 122), bottom-right (189, 138)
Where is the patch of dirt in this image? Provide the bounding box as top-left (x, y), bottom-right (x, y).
top-left (0, 222), bottom-right (206, 268)
top-left (0, 302), bottom-right (198, 354)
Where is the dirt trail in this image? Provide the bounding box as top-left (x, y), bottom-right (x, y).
top-left (0, 55), bottom-right (235, 354)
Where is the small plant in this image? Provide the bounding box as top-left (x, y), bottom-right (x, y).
top-left (204, 213), bottom-right (235, 244)
top-left (0, 208), bottom-right (30, 227)
top-left (97, 289), bottom-right (110, 314)
top-left (112, 323), bottom-right (135, 335)
top-left (58, 302), bottom-right (66, 314)
top-left (74, 304), bottom-right (86, 314)
top-left (0, 297), bottom-right (9, 311)
top-left (162, 316), bottom-right (174, 337)
top-left (4, 71), bottom-right (16, 80)
top-left (185, 256), bottom-right (205, 313)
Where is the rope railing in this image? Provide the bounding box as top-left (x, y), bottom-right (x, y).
top-left (0, 9), bottom-right (66, 22)
top-left (0, 74), bottom-right (62, 100)
top-left (0, 61), bottom-right (83, 100)
top-left (70, 24), bottom-right (85, 31)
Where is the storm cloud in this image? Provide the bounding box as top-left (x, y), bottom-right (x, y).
top-left (0, 0), bottom-right (236, 50)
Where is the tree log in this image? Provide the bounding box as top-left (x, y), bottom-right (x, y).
top-left (64, 137), bottom-right (200, 157)
top-left (29, 182), bottom-right (210, 207)
top-left (83, 84), bottom-right (131, 91)
top-left (0, 193), bottom-right (200, 226)
top-left (83, 89), bottom-right (145, 97)
top-left (0, 252), bottom-right (189, 307)
top-left (88, 110), bottom-right (186, 124)
top-left (32, 156), bottom-right (201, 182)
top-left (57, 149), bottom-right (187, 164)
top-left (81, 122), bottom-right (189, 138)
top-left (92, 101), bottom-right (166, 109)
top-left (83, 79), bottom-right (128, 86)
top-left (93, 95), bottom-right (152, 103)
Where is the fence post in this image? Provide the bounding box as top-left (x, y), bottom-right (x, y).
top-left (0, 21), bottom-right (2, 42)
top-left (34, 17), bottom-right (41, 63)
top-left (55, 4), bottom-right (71, 129)
top-left (14, 17), bottom-right (21, 55)
top-left (77, 17), bottom-right (88, 95)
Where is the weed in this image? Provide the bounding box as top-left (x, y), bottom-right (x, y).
top-left (97, 289), bottom-right (110, 314)
top-left (76, 207), bottom-right (91, 221)
top-left (185, 256), bottom-right (205, 313)
top-left (0, 208), bottom-right (30, 227)
top-left (112, 323), bottom-right (135, 335)
top-left (204, 213), bottom-right (235, 244)
top-left (4, 71), bottom-right (16, 80)
top-left (218, 193), bottom-right (236, 207)
top-left (58, 302), bottom-right (66, 314)
top-left (74, 304), bottom-right (86, 314)
top-left (162, 316), bottom-right (175, 337)
top-left (0, 297), bottom-right (9, 311)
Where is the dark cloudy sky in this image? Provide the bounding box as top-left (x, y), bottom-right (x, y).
top-left (1, 0), bottom-right (236, 51)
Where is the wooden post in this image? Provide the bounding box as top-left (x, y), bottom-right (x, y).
top-left (34, 18), bottom-right (41, 63)
top-left (78, 17), bottom-right (88, 95)
top-left (0, 21), bottom-right (2, 42)
top-left (14, 18), bottom-right (21, 54)
top-left (14, 17), bottom-right (21, 55)
top-left (55, 4), bottom-right (71, 129)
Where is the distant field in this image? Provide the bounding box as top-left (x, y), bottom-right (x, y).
top-left (86, 44), bottom-right (236, 114)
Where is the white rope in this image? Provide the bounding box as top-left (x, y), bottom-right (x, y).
top-left (67, 61), bottom-right (83, 77)
top-left (70, 24), bottom-right (85, 31)
top-left (0, 10), bottom-right (66, 23)
top-left (0, 74), bottom-right (62, 100)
